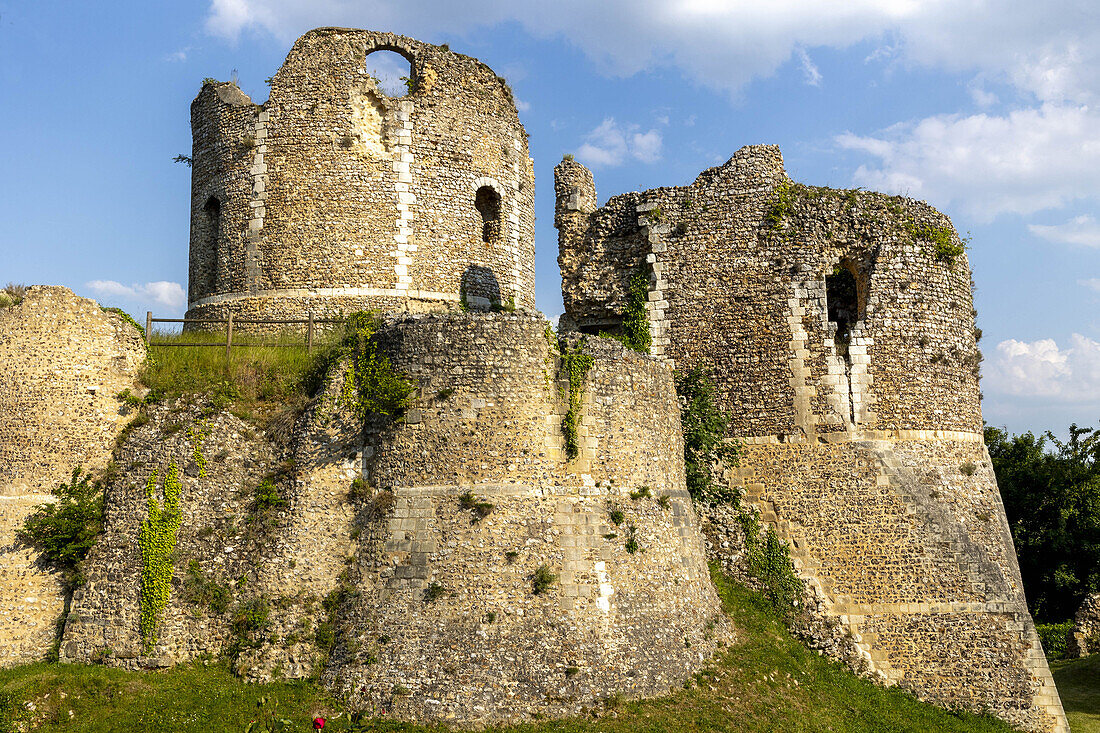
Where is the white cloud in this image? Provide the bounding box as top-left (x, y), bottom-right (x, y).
top-left (1029, 215), bottom-right (1100, 247)
top-left (987, 334), bottom-right (1100, 402)
top-left (796, 48), bottom-right (822, 87)
top-left (576, 118), bottom-right (662, 167)
top-left (202, 1), bottom-right (1100, 103)
top-left (164, 47), bottom-right (190, 63)
top-left (515, 98), bottom-right (531, 112)
top-left (1080, 278), bottom-right (1100, 292)
top-left (836, 104), bottom-right (1100, 221)
top-left (86, 280), bottom-right (187, 310)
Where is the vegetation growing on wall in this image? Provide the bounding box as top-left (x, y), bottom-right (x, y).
top-left (329, 312), bottom-right (413, 419)
top-left (675, 367), bottom-right (739, 504)
top-left (907, 220), bottom-right (967, 266)
top-left (0, 283), bottom-right (26, 309)
top-left (601, 272), bottom-right (651, 354)
top-left (737, 511), bottom-right (802, 615)
top-left (19, 467), bottom-right (105, 590)
top-left (560, 337), bottom-right (594, 459)
top-left (100, 307), bottom-right (146, 339)
top-left (138, 463), bottom-right (183, 651)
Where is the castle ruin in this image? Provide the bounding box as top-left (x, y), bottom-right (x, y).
top-left (0, 27), bottom-right (1071, 732)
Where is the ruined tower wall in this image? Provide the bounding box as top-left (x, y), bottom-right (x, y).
top-left (187, 28), bottom-right (536, 324)
top-left (0, 287), bottom-right (144, 667)
top-left (62, 314), bottom-right (726, 725)
top-left (555, 148), bottom-right (1068, 732)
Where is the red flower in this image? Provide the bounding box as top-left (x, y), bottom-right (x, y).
top-left (313, 717), bottom-right (325, 729)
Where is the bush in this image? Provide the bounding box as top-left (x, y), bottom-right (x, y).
top-left (532, 565), bottom-right (558, 595)
top-left (255, 478), bottom-right (288, 511)
top-left (19, 467), bottom-right (104, 588)
top-left (459, 491), bottom-right (493, 520)
top-left (1036, 621), bottom-right (1073, 660)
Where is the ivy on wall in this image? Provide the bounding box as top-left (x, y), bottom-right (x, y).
top-left (561, 338), bottom-right (594, 460)
top-left (340, 312), bottom-right (414, 419)
top-left (139, 462), bottom-right (183, 651)
top-left (602, 272), bottom-right (652, 354)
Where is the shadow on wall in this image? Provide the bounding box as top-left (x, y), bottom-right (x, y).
top-left (460, 265), bottom-right (501, 311)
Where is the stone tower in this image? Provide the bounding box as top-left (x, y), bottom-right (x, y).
top-left (556, 146), bottom-right (1069, 733)
top-left (185, 28), bottom-right (535, 322)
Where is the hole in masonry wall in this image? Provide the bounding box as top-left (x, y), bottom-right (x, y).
top-left (364, 49), bottom-right (414, 98)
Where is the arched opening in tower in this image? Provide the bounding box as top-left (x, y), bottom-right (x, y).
top-left (826, 264), bottom-right (858, 357)
top-left (201, 196), bottom-right (222, 294)
top-left (363, 48), bottom-right (415, 98)
top-left (826, 263), bottom-right (861, 426)
top-left (475, 186), bottom-right (501, 244)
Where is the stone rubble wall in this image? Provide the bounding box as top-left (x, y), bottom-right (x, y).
top-left (1068, 593), bottom-right (1100, 658)
top-left (556, 148), bottom-right (1067, 732)
top-left (62, 314), bottom-right (727, 726)
top-left (187, 28), bottom-right (536, 324)
top-left (0, 286), bottom-right (144, 667)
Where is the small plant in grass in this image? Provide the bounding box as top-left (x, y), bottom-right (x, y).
top-left (532, 564), bottom-right (558, 595)
top-left (19, 467), bottom-right (104, 590)
top-left (459, 490), bottom-right (493, 521)
top-left (424, 582), bottom-right (447, 603)
top-left (629, 486), bottom-right (651, 500)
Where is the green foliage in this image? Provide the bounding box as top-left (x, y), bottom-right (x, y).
top-left (959, 461), bottom-right (977, 476)
top-left (100, 307), bottom-right (146, 339)
top-left (1036, 621), bottom-right (1073, 660)
top-left (532, 565), bottom-right (558, 595)
top-left (347, 477), bottom-right (370, 502)
top-left (232, 598), bottom-right (271, 650)
top-left (19, 468), bottom-right (105, 589)
top-left (764, 180), bottom-right (795, 229)
top-left (607, 506), bottom-right (625, 526)
top-left (986, 423), bottom-right (1100, 622)
top-left (675, 367), bottom-right (740, 504)
top-left (562, 153), bottom-right (574, 161)
top-left (244, 695), bottom-right (293, 732)
top-left (624, 524), bottom-right (640, 554)
top-left (254, 478), bottom-right (287, 512)
top-left (602, 272), bottom-right (652, 354)
top-left (336, 312), bottom-right (414, 419)
top-left (424, 582), bottom-right (447, 603)
top-left (181, 560), bottom-right (231, 615)
top-left (657, 495), bottom-right (671, 510)
top-left (907, 220), bottom-right (966, 266)
top-left (173, 154), bottom-right (193, 167)
top-left (139, 463), bottom-right (183, 651)
top-left (459, 491), bottom-right (494, 521)
top-left (629, 486), bottom-right (651, 500)
top-left (0, 688), bottom-right (28, 732)
top-left (0, 283), bottom-right (26, 309)
top-left (400, 75), bottom-right (416, 95)
top-left (560, 338), bottom-right (594, 460)
top-left (745, 522), bottom-right (802, 615)
top-left (188, 425), bottom-right (209, 478)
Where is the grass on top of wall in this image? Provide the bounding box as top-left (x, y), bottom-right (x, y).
top-left (1051, 654), bottom-right (1100, 733)
top-left (141, 329), bottom-right (341, 413)
top-left (0, 568), bottom-right (1019, 733)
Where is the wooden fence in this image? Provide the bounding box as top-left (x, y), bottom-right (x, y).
top-left (145, 311), bottom-right (344, 358)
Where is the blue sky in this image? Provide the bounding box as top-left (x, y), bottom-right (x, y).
top-left (2, 0), bottom-right (1099, 437)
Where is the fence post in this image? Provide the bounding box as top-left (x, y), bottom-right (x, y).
top-left (226, 312), bottom-right (234, 361)
top-left (307, 311), bottom-right (314, 352)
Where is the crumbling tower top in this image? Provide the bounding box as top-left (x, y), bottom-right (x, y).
top-left (186, 28), bottom-right (535, 322)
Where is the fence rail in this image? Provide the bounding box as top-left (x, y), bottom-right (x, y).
top-left (145, 311), bottom-right (345, 358)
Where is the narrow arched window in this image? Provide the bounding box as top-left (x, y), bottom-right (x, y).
top-left (826, 264), bottom-right (859, 349)
top-left (475, 186), bottom-right (501, 243)
top-left (202, 197), bottom-right (221, 293)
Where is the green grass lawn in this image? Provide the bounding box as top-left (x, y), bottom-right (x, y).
top-left (0, 570), bottom-right (1020, 733)
top-left (1052, 654), bottom-right (1100, 733)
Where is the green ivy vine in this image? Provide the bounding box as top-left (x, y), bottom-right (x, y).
top-left (338, 312), bottom-right (414, 418)
top-left (561, 337), bottom-right (594, 460)
top-left (602, 272), bottom-right (652, 354)
top-left (139, 462), bottom-right (183, 651)
top-left (187, 425), bottom-right (209, 478)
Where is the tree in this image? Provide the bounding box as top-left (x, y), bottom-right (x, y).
top-left (986, 424), bottom-right (1100, 622)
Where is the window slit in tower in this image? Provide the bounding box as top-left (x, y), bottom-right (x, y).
top-left (203, 197), bottom-right (221, 293)
top-left (475, 186), bottom-right (501, 244)
top-left (826, 264), bottom-right (860, 425)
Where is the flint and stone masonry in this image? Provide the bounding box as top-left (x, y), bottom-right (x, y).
top-left (185, 28), bottom-right (536, 324)
top-left (556, 146), bottom-right (1068, 732)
